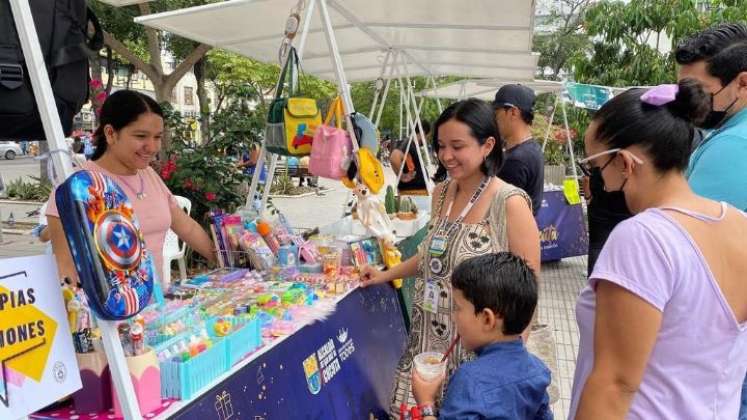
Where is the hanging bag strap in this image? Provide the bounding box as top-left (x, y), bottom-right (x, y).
top-left (324, 96), bottom-right (343, 128)
top-left (273, 46), bottom-right (299, 101)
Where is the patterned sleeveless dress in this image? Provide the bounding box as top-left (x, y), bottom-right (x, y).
top-left (389, 179), bottom-right (532, 415)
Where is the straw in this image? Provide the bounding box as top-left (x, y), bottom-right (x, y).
top-left (441, 334), bottom-right (460, 362)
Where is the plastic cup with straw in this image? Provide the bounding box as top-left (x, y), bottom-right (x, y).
top-left (414, 335), bottom-right (460, 382)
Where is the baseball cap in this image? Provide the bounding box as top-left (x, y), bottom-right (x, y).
top-left (492, 84), bottom-right (536, 114)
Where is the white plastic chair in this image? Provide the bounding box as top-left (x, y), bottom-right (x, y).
top-left (162, 195), bottom-right (192, 286)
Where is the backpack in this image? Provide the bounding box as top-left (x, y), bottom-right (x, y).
top-left (0, 0), bottom-right (102, 141)
top-left (265, 47), bottom-right (321, 156)
top-left (351, 112), bottom-right (379, 155)
top-left (309, 96), bottom-right (352, 180)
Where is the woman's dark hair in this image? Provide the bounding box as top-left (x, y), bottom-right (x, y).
top-left (431, 98), bottom-right (504, 182)
top-left (451, 252), bottom-right (537, 335)
top-left (591, 78), bottom-right (711, 172)
top-left (92, 90), bottom-right (164, 161)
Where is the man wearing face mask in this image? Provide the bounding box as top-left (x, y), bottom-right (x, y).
top-left (676, 23), bottom-right (747, 211)
top-left (675, 23), bottom-right (747, 420)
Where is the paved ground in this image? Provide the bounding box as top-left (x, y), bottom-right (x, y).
top-left (0, 154), bottom-right (40, 184)
top-left (0, 162), bottom-right (586, 420)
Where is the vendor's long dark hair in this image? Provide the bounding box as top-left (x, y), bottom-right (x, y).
top-left (91, 90), bottom-right (164, 161)
top-left (432, 98), bottom-right (504, 182)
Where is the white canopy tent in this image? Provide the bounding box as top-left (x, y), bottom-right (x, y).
top-left (417, 78), bottom-right (565, 101)
top-left (135, 0), bottom-right (540, 205)
top-left (134, 0), bottom-right (539, 82)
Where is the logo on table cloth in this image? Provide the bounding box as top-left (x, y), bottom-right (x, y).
top-left (302, 331), bottom-right (357, 395)
top-left (302, 353), bottom-right (322, 395)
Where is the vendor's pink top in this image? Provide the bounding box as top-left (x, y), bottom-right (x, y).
top-left (47, 160), bottom-right (177, 283)
top-left (570, 206), bottom-right (747, 419)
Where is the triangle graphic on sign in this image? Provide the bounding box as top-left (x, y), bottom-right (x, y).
top-left (0, 338), bottom-right (46, 408)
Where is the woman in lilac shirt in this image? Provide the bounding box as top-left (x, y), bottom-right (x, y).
top-left (570, 79), bottom-right (747, 419)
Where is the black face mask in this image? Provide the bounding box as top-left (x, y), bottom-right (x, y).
top-left (589, 166), bottom-right (631, 216)
top-left (700, 83), bottom-right (738, 130)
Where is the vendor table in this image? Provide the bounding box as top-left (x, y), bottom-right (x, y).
top-left (537, 189), bottom-right (588, 262)
top-left (166, 284), bottom-right (406, 419)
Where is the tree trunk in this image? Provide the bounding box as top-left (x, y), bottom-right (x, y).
top-left (125, 65), bottom-right (134, 89)
top-left (39, 141), bottom-right (49, 182)
top-left (105, 47), bottom-right (114, 95)
top-left (194, 56), bottom-right (210, 144)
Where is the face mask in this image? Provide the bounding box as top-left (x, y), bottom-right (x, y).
top-left (589, 166), bottom-right (631, 216)
top-left (700, 83), bottom-right (738, 130)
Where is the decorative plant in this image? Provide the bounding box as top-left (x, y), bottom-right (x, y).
top-left (385, 186), bottom-right (397, 214)
top-left (5, 176), bottom-right (53, 201)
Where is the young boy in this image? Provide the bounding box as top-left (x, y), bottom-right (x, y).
top-left (412, 252), bottom-right (553, 419)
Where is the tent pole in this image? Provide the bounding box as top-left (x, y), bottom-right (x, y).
top-left (374, 51), bottom-right (398, 129)
top-left (318, 0), bottom-right (358, 145)
top-left (429, 76), bottom-right (444, 114)
top-left (402, 58), bottom-right (434, 184)
top-left (542, 94), bottom-right (559, 153)
top-left (560, 92), bottom-right (579, 180)
top-left (399, 80), bottom-right (404, 141)
top-left (369, 50), bottom-right (391, 117)
top-left (247, 0), bottom-right (317, 212)
top-left (10, 1), bottom-right (141, 419)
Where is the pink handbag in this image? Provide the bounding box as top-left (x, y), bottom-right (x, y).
top-left (309, 97), bottom-right (352, 180)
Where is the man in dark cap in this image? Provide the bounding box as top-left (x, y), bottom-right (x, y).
top-left (493, 84), bottom-right (544, 215)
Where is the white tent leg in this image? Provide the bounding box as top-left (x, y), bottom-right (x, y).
top-left (429, 76), bottom-right (444, 114)
top-left (402, 58), bottom-right (434, 177)
top-left (9, 1), bottom-right (141, 419)
top-left (260, 153), bottom-right (279, 212)
top-left (560, 96), bottom-right (579, 180)
top-left (394, 56), bottom-right (433, 194)
top-left (245, 146), bottom-right (266, 209)
top-left (542, 94), bottom-right (560, 153)
top-left (399, 81), bottom-right (404, 140)
top-left (374, 51), bottom-right (398, 129)
top-left (369, 50), bottom-right (391, 116)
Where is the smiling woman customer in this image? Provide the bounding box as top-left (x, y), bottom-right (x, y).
top-left (46, 90), bottom-right (215, 289)
top-left (360, 98), bottom-right (540, 415)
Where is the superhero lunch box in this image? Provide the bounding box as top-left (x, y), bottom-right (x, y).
top-left (56, 170), bottom-right (154, 320)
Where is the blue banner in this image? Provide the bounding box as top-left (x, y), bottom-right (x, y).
top-left (171, 285), bottom-right (407, 420)
top-left (537, 190), bottom-right (588, 262)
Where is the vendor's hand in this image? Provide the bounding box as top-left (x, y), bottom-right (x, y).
top-left (359, 265), bottom-right (389, 287)
top-left (411, 369), bottom-right (445, 406)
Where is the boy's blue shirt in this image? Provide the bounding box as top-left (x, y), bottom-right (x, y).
top-left (439, 339), bottom-right (553, 420)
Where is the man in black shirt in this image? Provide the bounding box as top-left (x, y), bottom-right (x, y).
top-left (389, 121), bottom-right (429, 192)
top-left (492, 84), bottom-right (544, 215)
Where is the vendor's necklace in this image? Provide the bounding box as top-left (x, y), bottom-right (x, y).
top-left (428, 177), bottom-right (489, 257)
top-left (117, 171), bottom-right (147, 200)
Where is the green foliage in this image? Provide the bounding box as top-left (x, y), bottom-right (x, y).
top-left (159, 104), bottom-right (245, 225)
top-left (350, 77), bottom-right (451, 138)
top-left (533, 0), bottom-right (594, 80)
top-left (5, 176), bottom-right (52, 201)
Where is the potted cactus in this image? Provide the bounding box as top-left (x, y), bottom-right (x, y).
top-left (385, 186), bottom-right (397, 216)
top-left (397, 197), bottom-right (417, 220)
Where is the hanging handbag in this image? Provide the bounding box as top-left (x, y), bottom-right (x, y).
top-left (265, 47), bottom-right (321, 156)
top-left (351, 112), bottom-right (380, 155)
top-left (309, 96), bottom-right (352, 179)
top-left (55, 170), bottom-right (155, 320)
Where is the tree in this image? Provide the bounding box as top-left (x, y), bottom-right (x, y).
top-left (533, 0), bottom-right (594, 80)
top-left (571, 0), bottom-right (747, 87)
top-left (90, 0), bottom-right (214, 150)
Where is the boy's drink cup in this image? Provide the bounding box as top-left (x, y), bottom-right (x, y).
top-left (414, 351), bottom-right (447, 382)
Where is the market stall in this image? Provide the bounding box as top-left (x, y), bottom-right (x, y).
top-left (3, 1), bottom-right (542, 419)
